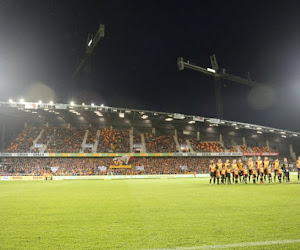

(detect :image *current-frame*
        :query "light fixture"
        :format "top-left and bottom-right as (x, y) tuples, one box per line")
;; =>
(49, 101), (54, 105)
(235, 127), (239, 130)
(207, 68), (216, 73)
(19, 98), (25, 103)
(70, 101), (75, 106)
(269, 129), (274, 132)
(141, 115), (148, 119)
(257, 127), (262, 130)
(232, 123), (237, 126)
(165, 118), (173, 121)
(125, 110), (131, 113)
(119, 113), (125, 118)
(9, 99), (13, 103)
(94, 111), (103, 116)
(245, 125), (250, 128)
(113, 109), (117, 112)
(188, 121), (195, 124)
(101, 104), (104, 107)
(257, 131), (262, 134)
(293, 134), (298, 137)
(82, 103), (85, 106)
(281, 135), (286, 138)
(91, 103), (95, 107)
(280, 131), (286, 134)
(220, 121), (225, 124)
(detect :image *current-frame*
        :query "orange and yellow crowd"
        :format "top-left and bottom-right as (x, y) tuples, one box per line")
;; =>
(5, 127), (276, 154)
(145, 133), (177, 152)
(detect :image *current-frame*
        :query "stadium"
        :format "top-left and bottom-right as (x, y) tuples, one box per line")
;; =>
(1, 100), (300, 249)
(1, 1), (300, 250)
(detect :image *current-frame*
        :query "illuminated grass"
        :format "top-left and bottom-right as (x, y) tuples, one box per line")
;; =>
(0, 177), (300, 249)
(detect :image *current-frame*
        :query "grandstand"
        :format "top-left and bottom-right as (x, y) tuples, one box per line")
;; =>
(0, 101), (299, 157)
(0, 100), (300, 176)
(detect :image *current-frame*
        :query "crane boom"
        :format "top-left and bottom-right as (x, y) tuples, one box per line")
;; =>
(72, 24), (105, 79)
(178, 57), (263, 87)
(177, 56), (265, 118)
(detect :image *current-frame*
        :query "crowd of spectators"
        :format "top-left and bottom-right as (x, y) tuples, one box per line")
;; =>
(4, 127), (277, 155)
(251, 147), (272, 153)
(85, 128), (97, 145)
(145, 134), (177, 153)
(36, 128), (55, 146)
(226, 146), (238, 152)
(84, 128), (97, 153)
(240, 145), (252, 153)
(97, 129), (130, 153)
(45, 128), (86, 153)
(178, 138), (190, 152)
(190, 140), (225, 152)
(0, 157), (211, 176)
(7, 127), (41, 153)
(133, 134), (142, 153)
(133, 134), (142, 144)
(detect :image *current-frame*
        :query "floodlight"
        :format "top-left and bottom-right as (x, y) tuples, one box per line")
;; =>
(207, 68), (216, 73)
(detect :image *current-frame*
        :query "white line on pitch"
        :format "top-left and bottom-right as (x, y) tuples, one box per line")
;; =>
(147, 239), (300, 250)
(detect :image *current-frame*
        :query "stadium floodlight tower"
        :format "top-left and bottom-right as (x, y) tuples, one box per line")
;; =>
(177, 55), (265, 119)
(72, 24), (105, 79)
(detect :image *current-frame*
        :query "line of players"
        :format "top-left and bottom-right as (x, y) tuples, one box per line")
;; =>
(209, 156), (300, 184)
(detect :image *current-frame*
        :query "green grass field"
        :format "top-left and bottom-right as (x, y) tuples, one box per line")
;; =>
(1, 177), (300, 249)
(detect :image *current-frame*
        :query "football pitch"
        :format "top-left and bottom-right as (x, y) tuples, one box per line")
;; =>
(1, 177), (300, 249)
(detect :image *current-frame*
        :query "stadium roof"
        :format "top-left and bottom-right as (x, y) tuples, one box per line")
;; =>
(0, 100), (299, 139)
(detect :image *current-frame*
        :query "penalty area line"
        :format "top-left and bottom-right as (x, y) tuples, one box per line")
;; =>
(147, 239), (300, 250)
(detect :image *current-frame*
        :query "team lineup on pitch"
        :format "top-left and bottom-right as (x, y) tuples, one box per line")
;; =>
(209, 156), (300, 185)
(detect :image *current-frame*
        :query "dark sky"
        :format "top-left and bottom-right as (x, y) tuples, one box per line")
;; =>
(1, 1), (300, 131)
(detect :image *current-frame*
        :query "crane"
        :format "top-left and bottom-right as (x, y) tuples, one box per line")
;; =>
(72, 24), (105, 79)
(177, 55), (265, 119)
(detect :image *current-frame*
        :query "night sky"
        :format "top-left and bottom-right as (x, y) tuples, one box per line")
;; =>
(1, 1), (300, 131)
